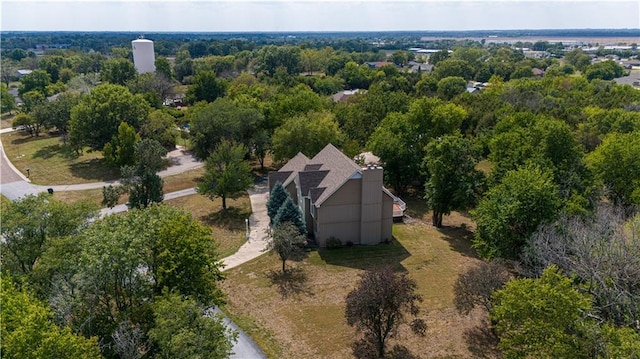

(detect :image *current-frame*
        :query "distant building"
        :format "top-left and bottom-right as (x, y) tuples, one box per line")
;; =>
(16, 69), (33, 78)
(365, 61), (395, 69)
(132, 39), (156, 74)
(332, 89), (362, 102)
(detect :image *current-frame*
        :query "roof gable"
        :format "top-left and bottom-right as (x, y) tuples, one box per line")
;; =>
(307, 144), (361, 206)
(279, 152), (310, 186)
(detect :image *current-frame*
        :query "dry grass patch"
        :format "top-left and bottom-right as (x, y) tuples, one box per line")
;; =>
(162, 167), (204, 193)
(1, 113), (16, 129)
(221, 215), (494, 359)
(1, 132), (119, 185)
(164, 193), (251, 258)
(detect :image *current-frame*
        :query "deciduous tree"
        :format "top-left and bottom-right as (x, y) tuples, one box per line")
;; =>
(472, 166), (560, 259)
(423, 134), (484, 227)
(271, 110), (345, 162)
(491, 266), (595, 358)
(185, 70), (227, 104)
(197, 140), (253, 210)
(345, 267), (426, 358)
(101, 57), (137, 85)
(69, 83), (150, 150)
(149, 292), (236, 359)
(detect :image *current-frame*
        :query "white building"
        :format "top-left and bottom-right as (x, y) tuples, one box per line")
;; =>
(132, 39), (155, 74)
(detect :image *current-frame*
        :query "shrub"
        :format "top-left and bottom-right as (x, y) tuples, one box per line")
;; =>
(326, 236), (342, 249)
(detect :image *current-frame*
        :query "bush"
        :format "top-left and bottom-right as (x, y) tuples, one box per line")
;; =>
(326, 236), (342, 249)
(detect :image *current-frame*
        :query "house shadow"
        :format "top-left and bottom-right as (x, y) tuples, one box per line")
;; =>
(463, 318), (500, 358)
(436, 226), (478, 259)
(266, 266), (315, 299)
(317, 237), (410, 272)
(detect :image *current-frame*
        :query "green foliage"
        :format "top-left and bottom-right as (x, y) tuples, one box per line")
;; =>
(140, 110), (178, 149)
(185, 70), (227, 104)
(326, 236), (343, 249)
(12, 112), (43, 137)
(1, 82), (17, 114)
(367, 97), (466, 195)
(337, 84), (410, 147)
(149, 291), (236, 359)
(423, 134), (484, 227)
(345, 267), (426, 358)
(18, 69), (51, 96)
(39, 91), (81, 136)
(197, 140), (253, 210)
(472, 167), (560, 259)
(268, 222), (307, 272)
(101, 184), (122, 208)
(432, 58), (474, 80)
(122, 139), (169, 209)
(61, 205), (225, 353)
(267, 182), (290, 224)
(491, 266), (594, 359)
(256, 45), (302, 76)
(100, 57), (136, 85)
(273, 197), (306, 234)
(128, 171), (164, 209)
(188, 98), (264, 160)
(0, 193), (97, 276)
(584, 60), (625, 81)
(428, 49), (450, 65)
(0, 276), (101, 359)
(103, 122), (140, 167)
(271, 110), (345, 162)
(69, 83), (150, 150)
(155, 56), (173, 79)
(588, 131), (640, 206)
(437, 76), (467, 100)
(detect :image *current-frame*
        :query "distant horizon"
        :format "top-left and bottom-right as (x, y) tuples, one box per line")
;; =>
(2, 28), (639, 34)
(2, 1), (639, 32)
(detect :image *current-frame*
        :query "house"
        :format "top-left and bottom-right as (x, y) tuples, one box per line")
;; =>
(268, 144), (398, 247)
(365, 61), (395, 69)
(16, 69), (33, 79)
(331, 89), (362, 102)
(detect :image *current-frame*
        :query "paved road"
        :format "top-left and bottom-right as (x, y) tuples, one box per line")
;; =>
(0, 135), (269, 358)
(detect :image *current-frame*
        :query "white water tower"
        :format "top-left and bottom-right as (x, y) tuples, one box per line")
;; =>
(132, 38), (155, 74)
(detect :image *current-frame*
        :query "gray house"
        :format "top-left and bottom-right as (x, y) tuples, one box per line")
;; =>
(268, 144), (396, 247)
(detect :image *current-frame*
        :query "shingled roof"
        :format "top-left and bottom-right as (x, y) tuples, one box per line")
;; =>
(304, 144), (361, 206)
(279, 152), (310, 186)
(271, 144), (364, 206)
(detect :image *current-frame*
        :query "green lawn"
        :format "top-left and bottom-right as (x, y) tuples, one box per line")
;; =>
(1, 131), (119, 185)
(220, 215), (495, 359)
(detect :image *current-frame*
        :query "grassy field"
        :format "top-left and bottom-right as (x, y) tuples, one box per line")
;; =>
(220, 210), (496, 359)
(165, 193), (251, 258)
(1, 113), (16, 129)
(1, 131), (120, 185)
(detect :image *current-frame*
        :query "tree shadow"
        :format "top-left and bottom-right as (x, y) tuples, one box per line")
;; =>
(266, 266), (315, 299)
(68, 158), (120, 182)
(463, 318), (501, 358)
(32, 143), (78, 160)
(200, 206), (252, 232)
(437, 226), (478, 259)
(318, 238), (410, 272)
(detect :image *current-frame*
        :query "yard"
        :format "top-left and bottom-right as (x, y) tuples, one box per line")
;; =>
(220, 210), (498, 359)
(1, 131), (120, 185)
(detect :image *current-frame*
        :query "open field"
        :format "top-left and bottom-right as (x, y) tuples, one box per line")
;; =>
(1, 113), (16, 129)
(221, 210), (494, 359)
(1, 131), (119, 185)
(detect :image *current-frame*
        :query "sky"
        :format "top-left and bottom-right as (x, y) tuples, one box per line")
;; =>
(1, 0), (639, 32)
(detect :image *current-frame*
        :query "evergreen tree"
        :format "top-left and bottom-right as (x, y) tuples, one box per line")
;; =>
(273, 197), (306, 234)
(267, 182), (289, 224)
